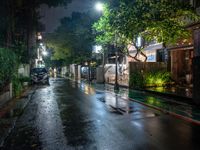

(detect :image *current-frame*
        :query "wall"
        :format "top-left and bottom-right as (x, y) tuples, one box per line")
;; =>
(170, 49), (193, 85)
(18, 64), (30, 77)
(61, 66), (68, 76)
(129, 62), (167, 75)
(0, 83), (12, 107)
(104, 64), (129, 86)
(69, 64), (79, 80)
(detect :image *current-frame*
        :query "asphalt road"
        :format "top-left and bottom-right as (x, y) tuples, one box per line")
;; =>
(2, 78), (200, 150)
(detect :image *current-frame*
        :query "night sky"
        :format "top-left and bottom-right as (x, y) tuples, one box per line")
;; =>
(39, 0), (98, 33)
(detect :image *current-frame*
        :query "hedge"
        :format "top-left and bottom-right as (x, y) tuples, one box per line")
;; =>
(0, 48), (17, 91)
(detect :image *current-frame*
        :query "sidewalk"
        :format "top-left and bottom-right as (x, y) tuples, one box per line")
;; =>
(93, 83), (200, 125)
(0, 87), (35, 147)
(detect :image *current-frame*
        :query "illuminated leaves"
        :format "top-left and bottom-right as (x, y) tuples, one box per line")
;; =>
(94, 0), (200, 47)
(46, 12), (95, 64)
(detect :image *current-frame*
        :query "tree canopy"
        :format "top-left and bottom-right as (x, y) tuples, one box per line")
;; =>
(0, 0), (72, 63)
(93, 0), (200, 61)
(46, 12), (95, 65)
(0, 0), (73, 87)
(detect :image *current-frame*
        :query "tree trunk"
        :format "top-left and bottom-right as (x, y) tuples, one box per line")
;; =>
(26, 1), (37, 68)
(6, 0), (15, 48)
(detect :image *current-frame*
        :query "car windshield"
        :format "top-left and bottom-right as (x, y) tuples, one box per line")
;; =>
(31, 68), (47, 73)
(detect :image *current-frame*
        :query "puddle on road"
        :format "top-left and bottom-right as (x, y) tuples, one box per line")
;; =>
(96, 92), (134, 115)
(79, 82), (95, 95)
(97, 97), (105, 103)
(131, 111), (159, 120)
(96, 91), (104, 95)
(96, 91), (161, 119)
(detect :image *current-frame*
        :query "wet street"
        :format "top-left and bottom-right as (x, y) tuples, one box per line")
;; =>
(2, 78), (200, 150)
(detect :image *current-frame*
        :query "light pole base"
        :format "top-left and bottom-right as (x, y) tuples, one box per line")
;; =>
(114, 82), (119, 91)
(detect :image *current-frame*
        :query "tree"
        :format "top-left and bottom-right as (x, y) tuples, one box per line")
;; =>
(0, 0), (73, 91)
(0, 0), (72, 61)
(93, 0), (200, 62)
(46, 12), (96, 65)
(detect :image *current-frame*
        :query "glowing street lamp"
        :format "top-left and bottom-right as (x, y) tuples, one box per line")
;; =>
(94, 45), (102, 53)
(95, 2), (104, 12)
(42, 51), (48, 56)
(37, 32), (42, 40)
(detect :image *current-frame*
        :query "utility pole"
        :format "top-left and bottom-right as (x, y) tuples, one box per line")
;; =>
(114, 32), (119, 91)
(114, 49), (119, 91)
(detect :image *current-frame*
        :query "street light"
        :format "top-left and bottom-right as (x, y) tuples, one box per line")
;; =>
(42, 51), (48, 56)
(114, 46), (119, 91)
(94, 2), (119, 89)
(95, 2), (104, 12)
(94, 45), (102, 53)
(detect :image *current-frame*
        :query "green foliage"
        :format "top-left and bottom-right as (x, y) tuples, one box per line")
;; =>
(144, 71), (171, 87)
(0, 0), (72, 59)
(93, 0), (200, 56)
(12, 75), (31, 97)
(129, 71), (144, 89)
(93, 4), (115, 46)
(129, 70), (171, 89)
(113, 0), (200, 45)
(19, 76), (31, 83)
(0, 48), (18, 90)
(12, 76), (23, 97)
(46, 12), (95, 65)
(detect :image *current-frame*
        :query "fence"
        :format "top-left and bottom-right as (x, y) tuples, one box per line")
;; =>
(129, 62), (167, 75)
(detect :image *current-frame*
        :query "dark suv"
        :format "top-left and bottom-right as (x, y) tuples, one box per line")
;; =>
(31, 68), (49, 84)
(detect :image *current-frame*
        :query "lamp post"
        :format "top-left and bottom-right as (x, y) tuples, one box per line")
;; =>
(94, 2), (119, 91)
(95, 2), (104, 12)
(114, 32), (119, 91)
(114, 48), (119, 91)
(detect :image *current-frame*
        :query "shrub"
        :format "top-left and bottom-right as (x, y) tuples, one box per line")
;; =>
(12, 76), (23, 97)
(19, 76), (31, 83)
(0, 48), (18, 91)
(129, 71), (144, 89)
(144, 71), (171, 87)
(129, 70), (171, 89)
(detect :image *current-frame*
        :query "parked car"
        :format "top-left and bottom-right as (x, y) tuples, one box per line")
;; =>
(31, 68), (49, 85)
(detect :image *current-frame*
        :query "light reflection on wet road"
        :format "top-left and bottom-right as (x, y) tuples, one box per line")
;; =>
(2, 78), (200, 150)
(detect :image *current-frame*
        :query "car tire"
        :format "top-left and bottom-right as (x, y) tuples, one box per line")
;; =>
(46, 79), (50, 85)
